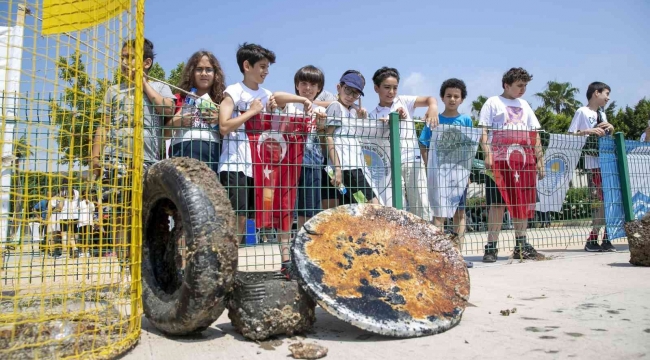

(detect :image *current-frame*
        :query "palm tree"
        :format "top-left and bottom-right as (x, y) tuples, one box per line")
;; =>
(471, 95), (488, 120)
(535, 81), (583, 115)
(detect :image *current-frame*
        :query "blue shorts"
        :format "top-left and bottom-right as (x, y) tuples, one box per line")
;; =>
(171, 140), (220, 174)
(457, 185), (468, 210)
(296, 166), (322, 218)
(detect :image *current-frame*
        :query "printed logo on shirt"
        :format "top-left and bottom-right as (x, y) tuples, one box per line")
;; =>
(505, 106), (524, 126)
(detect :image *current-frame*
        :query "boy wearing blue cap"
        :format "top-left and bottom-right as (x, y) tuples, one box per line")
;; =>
(325, 70), (379, 205)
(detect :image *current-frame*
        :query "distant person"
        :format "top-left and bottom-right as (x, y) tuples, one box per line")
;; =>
(479, 67), (546, 263)
(59, 184), (80, 258)
(568, 82), (616, 252)
(78, 189), (97, 257)
(641, 120), (650, 142)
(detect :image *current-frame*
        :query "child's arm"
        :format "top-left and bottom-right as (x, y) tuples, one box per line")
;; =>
(143, 81), (174, 116)
(325, 125), (342, 187)
(479, 127), (492, 169)
(420, 144), (429, 170)
(273, 92), (312, 113)
(314, 91), (337, 109)
(219, 95), (263, 136)
(535, 132), (545, 180)
(414, 96), (439, 128)
(91, 113), (110, 179)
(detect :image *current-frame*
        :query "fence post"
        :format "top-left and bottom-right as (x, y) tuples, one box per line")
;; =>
(389, 112), (403, 209)
(613, 132), (633, 221)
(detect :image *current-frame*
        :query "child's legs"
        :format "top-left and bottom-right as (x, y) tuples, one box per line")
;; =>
(487, 205), (506, 243)
(297, 166), (322, 231)
(402, 160), (431, 221)
(219, 171), (253, 243)
(452, 209), (466, 249)
(587, 169), (606, 233)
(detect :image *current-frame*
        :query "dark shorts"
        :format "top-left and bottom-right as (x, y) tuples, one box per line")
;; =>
(297, 166), (322, 218)
(321, 167), (339, 201)
(338, 169), (377, 205)
(219, 171), (254, 216)
(170, 140), (220, 174)
(485, 175), (504, 206)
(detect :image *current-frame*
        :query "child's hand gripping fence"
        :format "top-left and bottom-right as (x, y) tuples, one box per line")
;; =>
(1, 1), (144, 358)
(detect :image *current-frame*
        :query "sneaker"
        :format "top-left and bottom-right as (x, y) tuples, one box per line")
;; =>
(512, 242), (540, 259)
(280, 261), (296, 281)
(584, 241), (603, 252)
(482, 245), (498, 263)
(601, 240), (617, 252)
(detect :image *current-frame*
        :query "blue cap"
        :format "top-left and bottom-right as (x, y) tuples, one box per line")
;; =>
(339, 72), (365, 96)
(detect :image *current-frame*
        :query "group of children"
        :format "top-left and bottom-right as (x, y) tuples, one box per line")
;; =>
(91, 38), (617, 278)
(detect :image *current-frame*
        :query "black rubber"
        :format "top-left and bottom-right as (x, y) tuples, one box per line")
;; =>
(141, 158), (237, 335)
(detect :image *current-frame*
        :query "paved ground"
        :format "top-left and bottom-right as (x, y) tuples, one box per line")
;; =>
(122, 244), (650, 360)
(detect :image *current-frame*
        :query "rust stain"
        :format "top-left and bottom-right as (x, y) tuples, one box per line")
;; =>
(304, 206), (469, 320)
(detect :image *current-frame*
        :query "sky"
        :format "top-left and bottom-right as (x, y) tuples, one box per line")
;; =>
(146, 0), (649, 115)
(1, 0), (649, 172)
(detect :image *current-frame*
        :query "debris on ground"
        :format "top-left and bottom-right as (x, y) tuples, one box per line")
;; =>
(511, 307), (518, 314)
(500, 309), (510, 316)
(288, 342), (328, 359)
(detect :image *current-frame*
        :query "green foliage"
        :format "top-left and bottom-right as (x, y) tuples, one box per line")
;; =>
(148, 62), (166, 82)
(167, 62), (185, 93)
(50, 52), (109, 166)
(471, 95), (487, 121)
(535, 81), (583, 115)
(414, 116), (425, 138)
(608, 98), (650, 140)
(535, 107), (572, 134)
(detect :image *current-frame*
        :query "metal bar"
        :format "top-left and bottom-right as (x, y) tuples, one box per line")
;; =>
(614, 132), (633, 221)
(389, 112), (403, 209)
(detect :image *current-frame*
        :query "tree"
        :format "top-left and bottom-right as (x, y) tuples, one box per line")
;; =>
(535, 107), (572, 134)
(609, 98), (650, 140)
(471, 95), (488, 121)
(535, 81), (583, 115)
(167, 62), (185, 93)
(148, 62), (166, 82)
(604, 101), (617, 121)
(49, 52), (108, 166)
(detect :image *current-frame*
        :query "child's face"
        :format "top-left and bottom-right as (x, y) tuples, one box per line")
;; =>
(442, 87), (464, 111)
(296, 81), (321, 101)
(121, 46), (151, 79)
(193, 56), (215, 92)
(593, 89), (610, 107)
(504, 80), (528, 99)
(337, 83), (361, 107)
(375, 77), (399, 105)
(245, 58), (270, 84)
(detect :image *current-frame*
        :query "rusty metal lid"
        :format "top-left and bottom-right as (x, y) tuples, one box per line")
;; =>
(292, 204), (470, 337)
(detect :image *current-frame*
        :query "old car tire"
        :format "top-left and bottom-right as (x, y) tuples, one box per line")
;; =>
(141, 158), (237, 335)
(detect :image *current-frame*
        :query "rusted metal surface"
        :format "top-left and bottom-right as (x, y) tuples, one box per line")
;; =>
(292, 204), (470, 337)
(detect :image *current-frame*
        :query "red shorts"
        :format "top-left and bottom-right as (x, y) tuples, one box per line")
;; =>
(493, 160), (537, 220)
(587, 168), (604, 203)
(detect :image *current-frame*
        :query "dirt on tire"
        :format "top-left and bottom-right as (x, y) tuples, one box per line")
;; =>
(141, 158), (237, 335)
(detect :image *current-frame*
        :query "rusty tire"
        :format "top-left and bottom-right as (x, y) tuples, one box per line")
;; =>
(141, 158), (237, 335)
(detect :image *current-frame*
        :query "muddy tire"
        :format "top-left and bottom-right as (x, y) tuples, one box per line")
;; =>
(141, 158), (237, 335)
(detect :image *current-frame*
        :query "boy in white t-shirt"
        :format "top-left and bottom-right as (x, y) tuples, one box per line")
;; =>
(568, 81), (616, 252)
(325, 70), (380, 206)
(218, 43), (277, 243)
(368, 67), (439, 221)
(479, 67), (546, 263)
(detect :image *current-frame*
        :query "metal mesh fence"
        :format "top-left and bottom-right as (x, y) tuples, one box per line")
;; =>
(1, 1), (143, 358)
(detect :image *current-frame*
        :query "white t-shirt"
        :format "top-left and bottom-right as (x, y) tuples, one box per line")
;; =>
(369, 95), (419, 162)
(568, 107), (608, 170)
(59, 189), (80, 220)
(78, 200), (95, 227)
(479, 96), (540, 162)
(326, 102), (365, 170)
(218, 82), (272, 177)
(47, 198), (62, 233)
(641, 132), (647, 142)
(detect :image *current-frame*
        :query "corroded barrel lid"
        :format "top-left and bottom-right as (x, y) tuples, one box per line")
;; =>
(292, 204), (470, 337)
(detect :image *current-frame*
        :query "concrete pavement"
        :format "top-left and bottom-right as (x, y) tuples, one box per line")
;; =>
(123, 245), (650, 360)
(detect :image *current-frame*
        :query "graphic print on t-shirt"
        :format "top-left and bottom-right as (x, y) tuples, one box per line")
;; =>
(505, 106), (524, 126)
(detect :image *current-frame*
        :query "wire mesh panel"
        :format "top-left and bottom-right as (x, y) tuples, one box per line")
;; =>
(1, 1), (144, 358)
